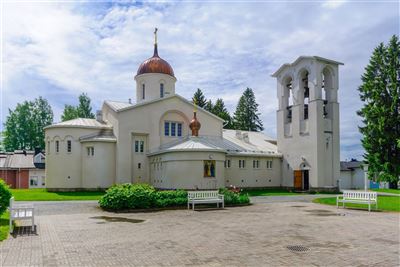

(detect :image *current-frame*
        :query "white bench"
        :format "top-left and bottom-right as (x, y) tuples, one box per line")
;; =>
(337, 191), (378, 212)
(9, 197), (35, 233)
(187, 191), (224, 210)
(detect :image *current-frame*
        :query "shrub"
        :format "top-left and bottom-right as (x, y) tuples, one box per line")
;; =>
(99, 183), (156, 210)
(219, 188), (250, 205)
(0, 180), (12, 216)
(155, 190), (187, 207)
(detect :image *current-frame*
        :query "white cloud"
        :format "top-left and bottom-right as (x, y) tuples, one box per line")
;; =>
(1, 1), (398, 159)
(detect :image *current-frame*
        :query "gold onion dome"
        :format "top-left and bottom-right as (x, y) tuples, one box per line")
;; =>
(137, 28), (175, 77)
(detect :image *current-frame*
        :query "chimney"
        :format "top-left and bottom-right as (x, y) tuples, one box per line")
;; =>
(96, 110), (103, 122)
(235, 130), (242, 139)
(242, 133), (250, 143)
(189, 112), (201, 137)
(128, 98), (132, 104)
(34, 147), (42, 156)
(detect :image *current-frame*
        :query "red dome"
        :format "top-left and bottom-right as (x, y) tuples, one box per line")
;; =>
(137, 44), (174, 77)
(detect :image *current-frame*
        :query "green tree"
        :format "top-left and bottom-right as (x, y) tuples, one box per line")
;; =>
(212, 98), (234, 129)
(204, 99), (214, 112)
(233, 88), (264, 131)
(192, 88), (207, 108)
(61, 93), (95, 121)
(61, 105), (78, 122)
(3, 97), (53, 151)
(357, 35), (400, 189)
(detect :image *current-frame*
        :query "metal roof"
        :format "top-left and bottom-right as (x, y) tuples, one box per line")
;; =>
(45, 118), (112, 130)
(340, 161), (363, 171)
(149, 131), (281, 157)
(79, 129), (117, 143)
(0, 151), (36, 169)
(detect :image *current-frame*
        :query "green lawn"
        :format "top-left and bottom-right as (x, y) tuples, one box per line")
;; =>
(10, 189), (105, 201)
(242, 188), (300, 196)
(313, 195), (400, 212)
(0, 211), (9, 241)
(371, 188), (400, 195)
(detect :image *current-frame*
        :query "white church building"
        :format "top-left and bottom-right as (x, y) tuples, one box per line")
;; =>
(45, 31), (343, 191)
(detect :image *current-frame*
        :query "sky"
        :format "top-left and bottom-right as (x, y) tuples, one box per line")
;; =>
(1, 0), (399, 160)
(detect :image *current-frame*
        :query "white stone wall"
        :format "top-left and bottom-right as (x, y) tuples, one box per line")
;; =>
(135, 73), (176, 104)
(28, 169), (46, 188)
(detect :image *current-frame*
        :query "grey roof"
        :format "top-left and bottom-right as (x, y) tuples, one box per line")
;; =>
(0, 151), (36, 169)
(79, 129), (117, 143)
(104, 94), (225, 122)
(149, 131), (281, 157)
(45, 118), (112, 130)
(271, 56), (344, 77)
(340, 161), (363, 171)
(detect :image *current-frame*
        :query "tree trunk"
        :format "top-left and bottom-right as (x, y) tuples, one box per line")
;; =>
(389, 181), (398, 189)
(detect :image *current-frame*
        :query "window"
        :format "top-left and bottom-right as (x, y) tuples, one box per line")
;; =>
(55, 140), (59, 153)
(30, 177), (38, 186)
(67, 140), (72, 153)
(47, 141), (50, 154)
(267, 160), (273, 169)
(204, 160), (216, 177)
(239, 160), (246, 169)
(164, 121), (183, 137)
(138, 163), (141, 169)
(140, 141), (144, 153)
(135, 141), (139, 152)
(160, 83), (164, 98)
(171, 123), (176, 136)
(142, 84), (145, 99)
(253, 160), (259, 169)
(225, 159), (231, 168)
(87, 147), (94, 156)
(164, 122), (170, 136)
(177, 123), (182, 137)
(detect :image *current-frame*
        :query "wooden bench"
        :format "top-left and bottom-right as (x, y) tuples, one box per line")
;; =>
(337, 191), (378, 212)
(187, 191), (224, 210)
(9, 197), (35, 233)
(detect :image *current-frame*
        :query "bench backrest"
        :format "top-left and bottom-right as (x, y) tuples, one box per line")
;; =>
(188, 191), (219, 199)
(343, 191), (377, 201)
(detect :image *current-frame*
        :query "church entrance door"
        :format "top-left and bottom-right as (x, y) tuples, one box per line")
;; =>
(294, 170), (302, 190)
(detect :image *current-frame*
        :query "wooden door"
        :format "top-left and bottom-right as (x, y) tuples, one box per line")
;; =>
(294, 170), (302, 190)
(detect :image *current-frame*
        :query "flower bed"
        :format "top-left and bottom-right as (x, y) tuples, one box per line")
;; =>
(99, 183), (250, 211)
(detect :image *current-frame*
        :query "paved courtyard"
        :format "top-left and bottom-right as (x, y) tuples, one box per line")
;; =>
(1, 198), (399, 266)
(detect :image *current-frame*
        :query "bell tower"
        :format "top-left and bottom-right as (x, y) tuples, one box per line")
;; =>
(272, 56), (343, 190)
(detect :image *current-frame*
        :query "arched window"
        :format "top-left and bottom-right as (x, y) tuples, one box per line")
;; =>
(300, 70), (309, 120)
(322, 67), (333, 118)
(284, 77), (293, 123)
(160, 83), (164, 98)
(142, 84), (145, 100)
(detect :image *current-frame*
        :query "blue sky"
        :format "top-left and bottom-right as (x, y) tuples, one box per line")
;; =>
(2, 0), (399, 160)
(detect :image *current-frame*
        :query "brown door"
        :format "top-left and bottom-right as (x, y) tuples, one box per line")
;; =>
(294, 170), (302, 190)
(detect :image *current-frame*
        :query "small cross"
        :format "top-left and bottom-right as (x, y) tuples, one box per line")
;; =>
(154, 27), (158, 44)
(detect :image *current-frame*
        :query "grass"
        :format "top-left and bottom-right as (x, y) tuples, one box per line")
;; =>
(10, 189), (105, 201)
(370, 188), (400, 195)
(313, 195), (400, 212)
(242, 188), (301, 196)
(0, 211), (9, 241)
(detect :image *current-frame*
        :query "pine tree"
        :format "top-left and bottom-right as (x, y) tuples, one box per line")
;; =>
(212, 98), (234, 129)
(233, 88), (264, 131)
(357, 35), (400, 189)
(3, 97), (53, 151)
(204, 99), (213, 112)
(192, 88), (207, 108)
(77, 93), (95, 119)
(61, 93), (95, 121)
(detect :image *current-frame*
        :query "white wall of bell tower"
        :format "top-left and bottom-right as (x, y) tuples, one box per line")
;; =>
(273, 56), (343, 190)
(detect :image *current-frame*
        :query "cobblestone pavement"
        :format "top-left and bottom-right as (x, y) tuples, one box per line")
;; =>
(1, 200), (399, 266)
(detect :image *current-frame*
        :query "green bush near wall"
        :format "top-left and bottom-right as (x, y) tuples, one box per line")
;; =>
(99, 183), (250, 211)
(0, 180), (12, 216)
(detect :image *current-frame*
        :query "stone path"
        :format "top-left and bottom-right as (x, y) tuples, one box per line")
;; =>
(1, 198), (399, 266)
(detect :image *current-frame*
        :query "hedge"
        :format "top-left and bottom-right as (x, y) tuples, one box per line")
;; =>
(0, 180), (12, 216)
(99, 183), (250, 211)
